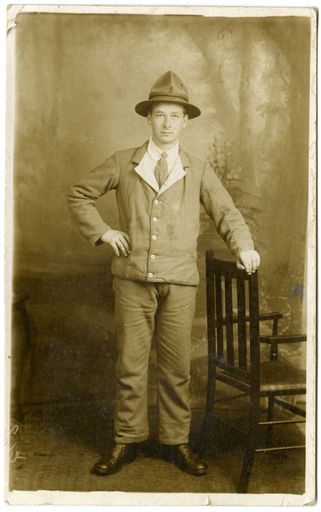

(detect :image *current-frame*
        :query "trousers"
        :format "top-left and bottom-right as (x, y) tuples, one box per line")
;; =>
(113, 277), (197, 444)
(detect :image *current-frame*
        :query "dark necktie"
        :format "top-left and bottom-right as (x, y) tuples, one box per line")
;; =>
(155, 152), (168, 188)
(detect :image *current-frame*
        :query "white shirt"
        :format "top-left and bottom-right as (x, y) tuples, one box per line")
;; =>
(134, 137), (187, 194)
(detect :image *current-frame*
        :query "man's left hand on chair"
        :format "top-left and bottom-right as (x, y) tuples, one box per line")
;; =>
(236, 250), (261, 274)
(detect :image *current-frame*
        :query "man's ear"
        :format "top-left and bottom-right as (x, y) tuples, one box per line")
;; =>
(147, 113), (152, 126)
(183, 115), (189, 128)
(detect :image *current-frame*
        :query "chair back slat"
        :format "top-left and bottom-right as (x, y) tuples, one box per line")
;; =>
(224, 275), (234, 365)
(215, 274), (224, 359)
(205, 265), (215, 356)
(249, 271), (260, 386)
(205, 251), (260, 383)
(237, 278), (247, 369)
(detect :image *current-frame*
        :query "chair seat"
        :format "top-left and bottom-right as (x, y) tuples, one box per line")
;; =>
(217, 359), (306, 394)
(260, 358), (306, 392)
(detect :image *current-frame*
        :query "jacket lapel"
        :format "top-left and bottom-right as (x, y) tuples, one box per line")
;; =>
(178, 147), (191, 172)
(158, 147), (190, 196)
(132, 142), (191, 195)
(132, 141), (149, 165)
(132, 141), (159, 193)
(158, 163), (186, 195)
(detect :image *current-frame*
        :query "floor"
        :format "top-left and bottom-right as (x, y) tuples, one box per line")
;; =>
(8, 401), (306, 499)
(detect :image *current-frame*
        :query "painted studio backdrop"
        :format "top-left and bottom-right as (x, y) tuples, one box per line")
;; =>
(12, 14), (309, 421)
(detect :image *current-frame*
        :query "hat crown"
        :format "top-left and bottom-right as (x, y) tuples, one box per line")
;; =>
(149, 71), (189, 102)
(135, 70), (200, 119)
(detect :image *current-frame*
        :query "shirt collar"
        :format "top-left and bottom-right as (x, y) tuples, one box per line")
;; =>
(147, 137), (180, 164)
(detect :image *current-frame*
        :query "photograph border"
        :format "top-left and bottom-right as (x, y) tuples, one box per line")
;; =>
(4, 2), (317, 507)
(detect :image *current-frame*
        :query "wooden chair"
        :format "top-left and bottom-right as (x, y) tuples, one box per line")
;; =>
(199, 251), (306, 493)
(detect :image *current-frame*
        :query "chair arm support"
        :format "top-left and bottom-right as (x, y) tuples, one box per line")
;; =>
(215, 312), (283, 326)
(259, 334), (307, 344)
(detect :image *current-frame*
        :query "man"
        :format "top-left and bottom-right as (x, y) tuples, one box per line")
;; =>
(68, 71), (260, 477)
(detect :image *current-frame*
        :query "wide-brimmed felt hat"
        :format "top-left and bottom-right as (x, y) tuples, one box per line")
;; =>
(135, 71), (201, 119)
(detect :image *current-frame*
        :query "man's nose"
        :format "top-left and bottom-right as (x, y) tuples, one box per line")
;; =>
(163, 116), (172, 128)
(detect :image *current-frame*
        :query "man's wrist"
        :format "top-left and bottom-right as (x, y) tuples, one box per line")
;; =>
(95, 228), (112, 246)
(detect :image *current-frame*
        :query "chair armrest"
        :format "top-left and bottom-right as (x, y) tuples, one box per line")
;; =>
(258, 312), (283, 322)
(259, 334), (307, 344)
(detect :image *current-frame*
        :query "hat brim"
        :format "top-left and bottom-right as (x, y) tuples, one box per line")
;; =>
(135, 97), (201, 119)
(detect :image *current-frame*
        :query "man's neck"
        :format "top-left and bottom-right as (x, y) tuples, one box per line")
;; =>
(151, 137), (178, 152)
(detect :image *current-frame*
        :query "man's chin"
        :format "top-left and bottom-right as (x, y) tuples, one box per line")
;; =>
(160, 136), (176, 144)
(152, 134), (178, 148)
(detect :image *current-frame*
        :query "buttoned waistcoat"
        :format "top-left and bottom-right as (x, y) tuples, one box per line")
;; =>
(68, 141), (254, 285)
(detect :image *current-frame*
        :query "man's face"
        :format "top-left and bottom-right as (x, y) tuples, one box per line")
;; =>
(147, 103), (188, 148)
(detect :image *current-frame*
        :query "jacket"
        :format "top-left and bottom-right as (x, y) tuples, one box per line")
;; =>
(68, 141), (254, 285)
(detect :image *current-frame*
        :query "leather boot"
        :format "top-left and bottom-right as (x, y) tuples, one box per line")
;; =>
(92, 443), (137, 476)
(161, 443), (208, 476)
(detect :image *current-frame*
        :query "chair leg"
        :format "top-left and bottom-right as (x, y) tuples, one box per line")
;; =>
(199, 412), (211, 457)
(238, 395), (260, 493)
(266, 395), (275, 444)
(198, 372), (216, 456)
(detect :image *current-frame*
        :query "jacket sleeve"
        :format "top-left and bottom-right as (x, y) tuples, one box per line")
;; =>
(68, 152), (119, 247)
(200, 162), (254, 257)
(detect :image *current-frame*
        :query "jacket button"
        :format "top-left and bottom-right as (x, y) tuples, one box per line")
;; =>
(154, 199), (159, 205)
(152, 216), (158, 222)
(147, 272), (154, 278)
(152, 234), (158, 240)
(150, 254), (156, 259)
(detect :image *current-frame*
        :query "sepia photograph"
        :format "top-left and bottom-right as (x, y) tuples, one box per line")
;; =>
(5, 3), (316, 506)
